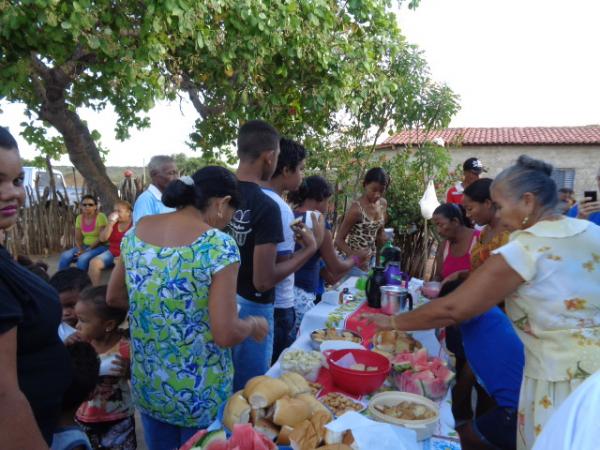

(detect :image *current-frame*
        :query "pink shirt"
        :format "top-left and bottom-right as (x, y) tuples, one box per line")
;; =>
(441, 229), (480, 279)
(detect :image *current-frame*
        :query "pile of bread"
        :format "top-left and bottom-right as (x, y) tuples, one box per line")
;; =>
(373, 330), (422, 357)
(223, 373), (357, 450)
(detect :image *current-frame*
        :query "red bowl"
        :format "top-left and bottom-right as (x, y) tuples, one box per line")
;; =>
(327, 349), (391, 395)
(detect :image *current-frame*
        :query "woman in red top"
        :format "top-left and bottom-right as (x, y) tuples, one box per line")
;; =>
(432, 203), (480, 281)
(89, 200), (133, 286)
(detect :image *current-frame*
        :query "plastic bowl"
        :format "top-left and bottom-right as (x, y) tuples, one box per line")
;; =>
(368, 391), (439, 441)
(421, 281), (441, 299)
(327, 349), (391, 395)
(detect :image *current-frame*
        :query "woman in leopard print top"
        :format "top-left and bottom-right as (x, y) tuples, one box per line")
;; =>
(335, 167), (389, 270)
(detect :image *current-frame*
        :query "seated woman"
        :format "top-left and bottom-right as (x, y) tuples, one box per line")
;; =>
(286, 176), (369, 344)
(107, 167), (269, 450)
(88, 200), (133, 285)
(334, 167), (389, 273)
(59, 195), (108, 271)
(432, 203), (480, 282)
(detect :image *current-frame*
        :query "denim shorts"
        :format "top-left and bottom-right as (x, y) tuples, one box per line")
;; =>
(93, 249), (116, 268)
(232, 296), (274, 391)
(472, 407), (517, 450)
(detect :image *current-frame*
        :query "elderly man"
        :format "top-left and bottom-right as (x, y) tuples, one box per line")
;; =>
(567, 168), (600, 226)
(132, 155), (178, 224)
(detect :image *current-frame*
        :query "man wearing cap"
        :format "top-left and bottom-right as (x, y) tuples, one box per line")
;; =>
(446, 157), (485, 205)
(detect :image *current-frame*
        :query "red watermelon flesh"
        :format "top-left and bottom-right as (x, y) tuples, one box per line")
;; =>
(228, 424), (276, 450)
(423, 377), (450, 400)
(392, 349), (454, 400)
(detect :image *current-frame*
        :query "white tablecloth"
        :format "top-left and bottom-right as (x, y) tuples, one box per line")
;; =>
(267, 277), (459, 445)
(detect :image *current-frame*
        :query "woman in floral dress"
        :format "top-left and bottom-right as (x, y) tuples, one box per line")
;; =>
(364, 156), (600, 449)
(107, 167), (268, 450)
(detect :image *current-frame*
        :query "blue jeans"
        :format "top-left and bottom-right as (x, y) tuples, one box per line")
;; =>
(58, 245), (108, 270)
(272, 307), (296, 364)
(140, 413), (201, 450)
(232, 296), (274, 392)
(92, 249), (116, 268)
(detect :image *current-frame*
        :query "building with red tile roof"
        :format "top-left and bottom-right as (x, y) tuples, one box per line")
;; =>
(377, 126), (600, 195)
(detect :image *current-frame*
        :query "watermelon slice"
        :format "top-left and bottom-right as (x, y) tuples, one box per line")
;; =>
(392, 349), (454, 400)
(227, 424), (277, 450)
(204, 441), (229, 450)
(391, 351), (413, 372)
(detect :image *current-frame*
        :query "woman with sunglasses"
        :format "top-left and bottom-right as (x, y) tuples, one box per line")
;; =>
(58, 195), (108, 270)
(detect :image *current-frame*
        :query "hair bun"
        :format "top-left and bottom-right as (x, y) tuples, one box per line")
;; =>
(516, 155), (553, 176)
(162, 178), (195, 208)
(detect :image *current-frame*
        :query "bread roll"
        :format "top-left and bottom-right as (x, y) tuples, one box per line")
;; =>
(277, 425), (294, 446)
(250, 408), (265, 425)
(290, 420), (318, 450)
(296, 393), (332, 418)
(281, 372), (311, 396)
(247, 377), (290, 408)
(273, 397), (311, 427)
(223, 391), (250, 431)
(254, 418), (279, 441)
(310, 410), (331, 443)
(243, 375), (272, 398)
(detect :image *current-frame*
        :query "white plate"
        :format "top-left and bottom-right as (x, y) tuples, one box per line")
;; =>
(368, 391), (439, 441)
(320, 340), (366, 354)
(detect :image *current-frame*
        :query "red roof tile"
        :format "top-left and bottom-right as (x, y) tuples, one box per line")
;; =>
(378, 126), (600, 148)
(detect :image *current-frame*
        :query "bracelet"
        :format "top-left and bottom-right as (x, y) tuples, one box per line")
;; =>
(351, 255), (361, 266)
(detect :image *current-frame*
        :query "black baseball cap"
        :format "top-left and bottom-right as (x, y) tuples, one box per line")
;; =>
(463, 157), (486, 174)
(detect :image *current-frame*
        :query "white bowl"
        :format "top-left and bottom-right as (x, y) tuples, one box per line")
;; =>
(368, 391), (440, 441)
(320, 339), (366, 354)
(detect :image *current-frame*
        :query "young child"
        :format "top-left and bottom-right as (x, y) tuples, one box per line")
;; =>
(74, 285), (136, 450)
(51, 341), (100, 450)
(49, 268), (92, 342)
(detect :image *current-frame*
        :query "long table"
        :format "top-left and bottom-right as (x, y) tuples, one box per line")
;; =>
(267, 277), (461, 448)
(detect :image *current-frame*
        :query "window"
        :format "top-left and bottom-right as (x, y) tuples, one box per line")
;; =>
(551, 168), (575, 190)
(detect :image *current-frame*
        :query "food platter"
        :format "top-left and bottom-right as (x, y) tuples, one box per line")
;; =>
(310, 328), (363, 350)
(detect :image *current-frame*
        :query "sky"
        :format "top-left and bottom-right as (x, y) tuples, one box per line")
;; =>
(2, 0), (599, 166)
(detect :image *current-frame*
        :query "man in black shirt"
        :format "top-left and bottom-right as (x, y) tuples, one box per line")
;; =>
(228, 120), (317, 390)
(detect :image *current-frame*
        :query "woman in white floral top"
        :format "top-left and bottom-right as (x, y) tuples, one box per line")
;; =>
(364, 155), (600, 450)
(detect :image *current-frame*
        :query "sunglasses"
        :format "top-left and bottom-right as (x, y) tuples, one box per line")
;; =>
(81, 203), (95, 207)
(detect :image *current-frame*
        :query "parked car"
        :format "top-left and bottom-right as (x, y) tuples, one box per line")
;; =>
(22, 166), (80, 207)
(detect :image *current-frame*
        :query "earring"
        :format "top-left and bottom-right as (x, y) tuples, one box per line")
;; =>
(217, 210), (223, 219)
(522, 215), (529, 226)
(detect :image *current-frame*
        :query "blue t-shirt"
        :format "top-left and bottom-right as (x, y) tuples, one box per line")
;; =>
(459, 306), (524, 409)
(294, 212), (331, 293)
(567, 204), (600, 226)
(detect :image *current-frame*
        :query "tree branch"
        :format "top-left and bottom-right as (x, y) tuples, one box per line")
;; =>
(181, 73), (226, 119)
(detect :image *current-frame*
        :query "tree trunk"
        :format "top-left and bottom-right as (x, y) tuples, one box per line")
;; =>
(39, 101), (118, 212)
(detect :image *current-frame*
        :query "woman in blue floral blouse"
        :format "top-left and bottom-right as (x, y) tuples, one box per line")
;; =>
(107, 166), (268, 450)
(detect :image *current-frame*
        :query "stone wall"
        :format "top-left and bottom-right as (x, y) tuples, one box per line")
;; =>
(381, 145), (599, 199)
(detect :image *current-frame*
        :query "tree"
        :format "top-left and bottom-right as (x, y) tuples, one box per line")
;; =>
(0, 1), (175, 208)
(1, 0), (450, 208)
(175, 0), (431, 158)
(171, 153), (232, 175)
